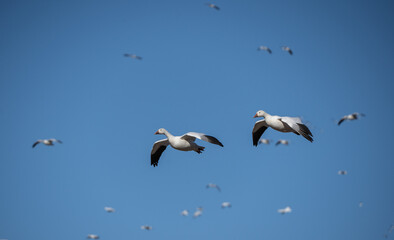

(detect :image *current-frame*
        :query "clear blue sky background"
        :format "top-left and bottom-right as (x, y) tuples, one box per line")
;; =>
(0, 0), (393, 239)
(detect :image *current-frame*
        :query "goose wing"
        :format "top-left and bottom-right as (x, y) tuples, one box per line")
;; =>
(181, 132), (223, 147)
(32, 140), (42, 148)
(279, 117), (313, 142)
(252, 120), (268, 146)
(338, 117), (346, 126)
(151, 139), (169, 167)
(50, 138), (62, 143)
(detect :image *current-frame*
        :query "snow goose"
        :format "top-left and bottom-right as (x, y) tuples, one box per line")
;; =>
(338, 112), (365, 126)
(193, 207), (203, 218)
(221, 202), (231, 208)
(141, 225), (153, 230)
(275, 140), (289, 146)
(32, 139), (62, 148)
(87, 234), (99, 239)
(278, 206), (292, 214)
(206, 183), (221, 192)
(281, 46), (293, 55)
(252, 110), (313, 146)
(181, 209), (189, 216)
(257, 46), (272, 54)
(206, 3), (220, 10)
(337, 170), (347, 175)
(124, 53), (142, 60)
(104, 206), (115, 213)
(151, 128), (223, 167)
(259, 139), (270, 145)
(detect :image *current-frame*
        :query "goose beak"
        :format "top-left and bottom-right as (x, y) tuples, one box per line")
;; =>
(253, 114), (258, 118)
(154, 131), (159, 135)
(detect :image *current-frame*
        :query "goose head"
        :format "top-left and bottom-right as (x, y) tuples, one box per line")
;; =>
(254, 110), (266, 118)
(154, 128), (166, 135)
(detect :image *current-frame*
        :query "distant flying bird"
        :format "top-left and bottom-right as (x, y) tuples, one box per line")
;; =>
(32, 139), (62, 148)
(124, 53), (142, 60)
(281, 46), (293, 55)
(87, 234), (99, 239)
(278, 206), (292, 214)
(141, 225), (153, 231)
(253, 110), (313, 146)
(338, 170), (347, 175)
(221, 202), (231, 208)
(275, 140), (289, 146)
(258, 139), (270, 145)
(193, 207), (203, 218)
(359, 201), (363, 207)
(104, 207), (115, 213)
(338, 112), (365, 126)
(206, 3), (220, 10)
(206, 183), (221, 192)
(151, 128), (223, 167)
(181, 209), (189, 216)
(257, 46), (272, 54)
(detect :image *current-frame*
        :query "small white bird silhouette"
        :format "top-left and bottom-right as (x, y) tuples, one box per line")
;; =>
(338, 112), (365, 126)
(281, 46), (293, 55)
(124, 53), (142, 60)
(32, 138), (62, 148)
(141, 225), (153, 230)
(221, 202), (232, 208)
(257, 46), (272, 54)
(278, 206), (292, 214)
(258, 139), (270, 145)
(206, 183), (221, 192)
(104, 206), (115, 213)
(206, 3), (220, 10)
(181, 209), (189, 216)
(87, 234), (99, 239)
(275, 140), (289, 146)
(193, 207), (203, 218)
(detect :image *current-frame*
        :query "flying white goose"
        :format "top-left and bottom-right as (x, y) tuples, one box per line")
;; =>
(338, 170), (347, 175)
(259, 139), (270, 145)
(193, 207), (203, 218)
(275, 140), (289, 146)
(338, 112), (365, 126)
(206, 183), (221, 192)
(281, 46), (293, 55)
(124, 53), (142, 60)
(278, 206), (292, 214)
(181, 209), (189, 216)
(87, 234), (99, 239)
(206, 3), (220, 10)
(257, 46), (272, 54)
(104, 206), (115, 213)
(32, 139), (62, 148)
(252, 110), (313, 146)
(221, 202), (231, 208)
(140, 225), (153, 230)
(151, 128), (223, 167)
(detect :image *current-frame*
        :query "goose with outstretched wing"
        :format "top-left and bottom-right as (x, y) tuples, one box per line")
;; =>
(151, 128), (223, 167)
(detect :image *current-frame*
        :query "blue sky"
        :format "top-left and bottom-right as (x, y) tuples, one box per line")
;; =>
(0, 0), (393, 239)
